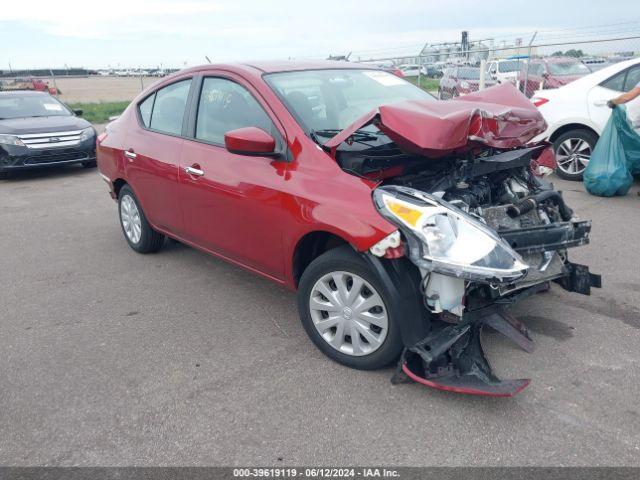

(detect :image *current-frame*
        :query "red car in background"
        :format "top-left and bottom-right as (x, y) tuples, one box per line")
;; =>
(519, 57), (591, 97)
(97, 61), (599, 397)
(438, 66), (496, 99)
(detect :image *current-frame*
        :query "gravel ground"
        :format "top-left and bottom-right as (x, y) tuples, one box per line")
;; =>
(0, 166), (639, 466)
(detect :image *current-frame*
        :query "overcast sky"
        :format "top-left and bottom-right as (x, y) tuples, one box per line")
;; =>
(1, 0), (638, 69)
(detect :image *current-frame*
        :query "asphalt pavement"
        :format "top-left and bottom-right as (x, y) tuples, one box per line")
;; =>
(1, 166), (639, 466)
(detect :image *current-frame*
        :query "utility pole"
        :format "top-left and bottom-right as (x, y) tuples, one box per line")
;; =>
(523, 31), (538, 96)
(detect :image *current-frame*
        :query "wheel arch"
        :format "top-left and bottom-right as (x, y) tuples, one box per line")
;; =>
(112, 178), (128, 197)
(549, 123), (599, 143)
(292, 231), (351, 288)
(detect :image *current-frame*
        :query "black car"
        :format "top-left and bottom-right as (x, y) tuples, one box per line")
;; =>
(0, 91), (96, 178)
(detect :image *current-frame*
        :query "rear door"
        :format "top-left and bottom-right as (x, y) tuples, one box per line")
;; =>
(588, 64), (640, 133)
(124, 78), (193, 235)
(178, 74), (288, 280)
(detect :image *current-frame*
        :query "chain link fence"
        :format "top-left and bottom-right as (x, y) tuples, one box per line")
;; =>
(350, 30), (640, 99)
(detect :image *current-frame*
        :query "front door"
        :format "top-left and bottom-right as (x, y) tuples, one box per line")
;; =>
(178, 76), (288, 280)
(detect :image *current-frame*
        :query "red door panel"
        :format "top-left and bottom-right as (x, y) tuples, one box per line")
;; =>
(124, 127), (184, 235)
(179, 140), (286, 280)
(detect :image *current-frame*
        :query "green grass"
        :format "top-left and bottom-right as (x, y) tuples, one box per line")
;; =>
(405, 76), (440, 92)
(68, 101), (130, 124)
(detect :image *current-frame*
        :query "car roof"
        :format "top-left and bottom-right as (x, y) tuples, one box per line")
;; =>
(540, 57), (582, 63)
(179, 60), (371, 76)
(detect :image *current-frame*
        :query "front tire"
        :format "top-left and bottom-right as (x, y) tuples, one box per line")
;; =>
(297, 246), (403, 370)
(553, 129), (597, 181)
(118, 185), (164, 253)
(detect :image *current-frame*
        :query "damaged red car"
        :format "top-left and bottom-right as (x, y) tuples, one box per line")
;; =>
(97, 61), (600, 397)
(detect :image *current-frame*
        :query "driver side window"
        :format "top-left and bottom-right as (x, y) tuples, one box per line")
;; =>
(195, 78), (274, 145)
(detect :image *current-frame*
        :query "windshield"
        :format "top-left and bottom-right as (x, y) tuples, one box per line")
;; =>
(548, 62), (591, 76)
(457, 68), (481, 79)
(498, 61), (522, 73)
(264, 69), (435, 133)
(0, 95), (71, 119)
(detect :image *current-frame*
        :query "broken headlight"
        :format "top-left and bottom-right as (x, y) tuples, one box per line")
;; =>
(373, 185), (529, 283)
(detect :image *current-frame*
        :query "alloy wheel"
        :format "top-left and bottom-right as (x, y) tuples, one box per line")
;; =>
(120, 194), (142, 244)
(555, 138), (591, 176)
(309, 271), (388, 356)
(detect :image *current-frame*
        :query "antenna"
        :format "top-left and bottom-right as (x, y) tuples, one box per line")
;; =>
(205, 56), (212, 64)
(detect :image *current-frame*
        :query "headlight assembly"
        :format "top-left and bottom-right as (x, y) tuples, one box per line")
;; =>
(79, 127), (96, 142)
(373, 185), (529, 283)
(0, 134), (25, 147)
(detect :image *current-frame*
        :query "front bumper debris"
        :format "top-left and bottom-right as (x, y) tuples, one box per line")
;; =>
(364, 253), (602, 398)
(392, 266), (601, 397)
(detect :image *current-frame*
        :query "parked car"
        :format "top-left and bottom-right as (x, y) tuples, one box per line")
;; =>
(519, 57), (591, 97)
(97, 61), (599, 397)
(420, 64), (443, 78)
(0, 91), (96, 178)
(486, 59), (524, 85)
(439, 66), (496, 99)
(531, 57), (640, 180)
(582, 57), (611, 72)
(0, 77), (57, 95)
(397, 64), (421, 77)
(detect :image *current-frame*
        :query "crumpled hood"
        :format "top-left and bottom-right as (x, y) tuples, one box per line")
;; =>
(325, 83), (547, 157)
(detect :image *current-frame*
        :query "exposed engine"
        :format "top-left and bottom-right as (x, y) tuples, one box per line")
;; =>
(337, 141), (601, 396)
(326, 84), (601, 396)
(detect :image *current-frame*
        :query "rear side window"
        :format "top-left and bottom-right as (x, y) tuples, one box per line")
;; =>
(195, 77), (274, 144)
(601, 71), (626, 92)
(528, 63), (545, 76)
(624, 66), (640, 91)
(148, 79), (192, 135)
(138, 94), (154, 127)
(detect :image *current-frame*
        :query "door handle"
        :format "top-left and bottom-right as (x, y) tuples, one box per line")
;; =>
(593, 100), (607, 107)
(124, 150), (137, 159)
(185, 166), (205, 177)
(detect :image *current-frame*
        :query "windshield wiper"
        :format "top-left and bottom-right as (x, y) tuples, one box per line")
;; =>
(310, 128), (379, 142)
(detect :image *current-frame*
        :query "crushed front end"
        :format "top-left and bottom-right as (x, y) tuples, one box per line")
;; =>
(331, 85), (602, 396)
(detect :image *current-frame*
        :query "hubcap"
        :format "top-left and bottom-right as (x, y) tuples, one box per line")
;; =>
(556, 138), (591, 175)
(120, 194), (142, 244)
(309, 271), (388, 356)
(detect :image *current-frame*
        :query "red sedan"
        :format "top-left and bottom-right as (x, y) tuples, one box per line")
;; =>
(518, 57), (591, 97)
(97, 61), (599, 396)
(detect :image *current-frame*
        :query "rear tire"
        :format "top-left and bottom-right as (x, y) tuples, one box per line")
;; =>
(553, 129), (598, 181)
(297, 245), (403, 370)
(117, 185), (164, 253)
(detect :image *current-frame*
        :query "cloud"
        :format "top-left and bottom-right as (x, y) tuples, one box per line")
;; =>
(2, 0), (222, 38)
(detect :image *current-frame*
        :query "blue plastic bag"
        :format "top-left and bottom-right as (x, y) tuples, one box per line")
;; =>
(583, 105), (637, 197)
(614, 105), (640, 175)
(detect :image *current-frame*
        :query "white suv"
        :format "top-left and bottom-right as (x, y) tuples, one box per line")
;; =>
(486, 59), (525, 85)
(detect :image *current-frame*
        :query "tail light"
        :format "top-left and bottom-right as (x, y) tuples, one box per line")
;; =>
(532, 97), (549, 107)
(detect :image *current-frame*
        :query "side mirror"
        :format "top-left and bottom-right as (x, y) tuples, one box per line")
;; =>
(73, 109), (83, 116)
(224, 127), (277, 156)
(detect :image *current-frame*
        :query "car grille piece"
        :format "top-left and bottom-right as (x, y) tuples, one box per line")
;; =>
(23, 149), (90, 165)
(18, 130), (83, 149)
